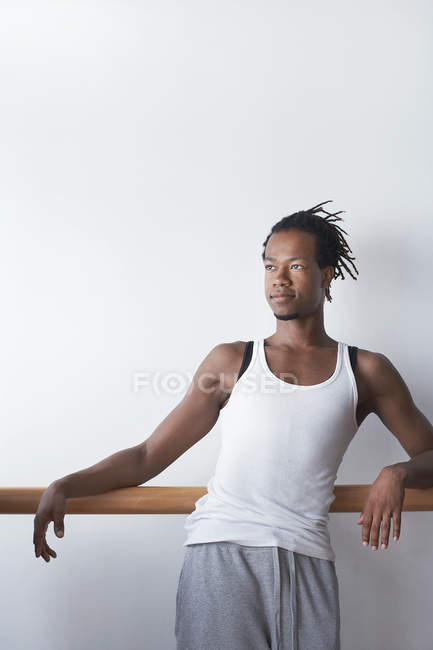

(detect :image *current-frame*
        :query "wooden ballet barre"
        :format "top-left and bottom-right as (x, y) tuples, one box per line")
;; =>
(1, 486), (433, 515)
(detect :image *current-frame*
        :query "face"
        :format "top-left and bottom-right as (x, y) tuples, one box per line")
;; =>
(263, 229), (334, 321)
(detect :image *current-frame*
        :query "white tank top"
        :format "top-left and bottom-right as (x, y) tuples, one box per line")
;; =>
(183, 338), (359, 561)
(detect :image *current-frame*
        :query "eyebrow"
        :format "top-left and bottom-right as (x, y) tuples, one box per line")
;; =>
(263, 256), (310, 262)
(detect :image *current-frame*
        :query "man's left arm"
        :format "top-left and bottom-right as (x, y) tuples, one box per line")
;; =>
(356, 351), (433, 550)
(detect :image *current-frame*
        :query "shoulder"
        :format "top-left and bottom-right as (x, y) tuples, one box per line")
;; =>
(192, 340), (249, 384)
(206, 340), (249, 373)
(357, 347), (401, 381)
(355, 347), (409, 413)
(356, 347), (385, 373)
(196, 341), (249, 408)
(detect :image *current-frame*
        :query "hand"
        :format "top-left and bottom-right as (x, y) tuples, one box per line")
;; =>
(33, 483), (67, 562)
(356, 466), (407, 550)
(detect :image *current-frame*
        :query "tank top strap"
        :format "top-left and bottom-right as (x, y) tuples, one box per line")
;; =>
(237, 341), (254, 382)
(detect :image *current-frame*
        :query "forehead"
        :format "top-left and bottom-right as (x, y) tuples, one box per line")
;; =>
(264, 230), (316, 261)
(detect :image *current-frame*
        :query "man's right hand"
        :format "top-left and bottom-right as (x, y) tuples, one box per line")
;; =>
(33, 483), (66, 562)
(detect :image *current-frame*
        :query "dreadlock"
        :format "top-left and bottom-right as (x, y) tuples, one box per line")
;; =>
(261, 200), (359, 303)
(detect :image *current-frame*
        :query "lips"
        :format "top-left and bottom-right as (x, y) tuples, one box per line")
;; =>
(271, 293), (295, 298)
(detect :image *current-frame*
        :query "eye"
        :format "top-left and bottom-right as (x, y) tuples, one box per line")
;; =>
(264, 263), (304, 271)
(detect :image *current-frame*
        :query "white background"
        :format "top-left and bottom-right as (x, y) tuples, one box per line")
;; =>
(1, 1), (432, 648)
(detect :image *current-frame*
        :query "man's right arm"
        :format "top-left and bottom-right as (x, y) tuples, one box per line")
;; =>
(53, 341), (238, 497)
(34, 341), (242, 561)
(136, 340), (239, 482)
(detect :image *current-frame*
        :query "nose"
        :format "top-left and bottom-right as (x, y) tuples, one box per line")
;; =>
(272, 266), (293, 282)
(273, 271), (293, 287)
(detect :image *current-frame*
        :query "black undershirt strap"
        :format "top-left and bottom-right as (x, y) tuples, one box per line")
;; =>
(237, 341), (254, 382)
(348, 345), (358, 372)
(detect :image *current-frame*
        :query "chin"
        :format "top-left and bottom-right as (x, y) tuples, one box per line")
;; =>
(274, 312), (299, 321)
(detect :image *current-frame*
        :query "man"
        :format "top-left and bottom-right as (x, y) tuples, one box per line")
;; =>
(34, 200), (433, 649)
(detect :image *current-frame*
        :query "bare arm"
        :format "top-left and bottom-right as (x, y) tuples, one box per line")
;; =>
(355, 350), (433, 551)
(55, 342), (233, 495)
(33, 341), (237, 561)
(137, 341), (236, 481)
(365, 351), (433, 488)
(52, 445), (146, 498)
(365, 351), (433, 460)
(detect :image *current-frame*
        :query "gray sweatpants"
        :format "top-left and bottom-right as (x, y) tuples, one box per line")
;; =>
(175, 542), (340, 650)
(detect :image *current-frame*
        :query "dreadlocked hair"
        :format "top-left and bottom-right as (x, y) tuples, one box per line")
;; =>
(261, 200), (359, 303)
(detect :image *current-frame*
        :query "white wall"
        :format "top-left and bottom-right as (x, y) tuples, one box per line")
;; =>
(1, 1), (432, 648)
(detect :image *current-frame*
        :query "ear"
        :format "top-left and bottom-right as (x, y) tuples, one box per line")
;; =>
(321, 266), (334, 289)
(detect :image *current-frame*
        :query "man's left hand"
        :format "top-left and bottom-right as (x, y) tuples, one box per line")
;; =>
(357, 465), (407, 550)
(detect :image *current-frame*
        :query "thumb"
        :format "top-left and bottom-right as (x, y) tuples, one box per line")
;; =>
(357, 514), (364, 524)
(54, 520), (64, 537)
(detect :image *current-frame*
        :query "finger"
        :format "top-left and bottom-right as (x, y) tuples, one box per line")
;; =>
(34, 530), (48, 558)
(34, 531), (45, 558)
(370, 515), (382, 550)
(361, 515), (372, 546)
(46, 544), (57, 558)
(53, 515), (65, 538)
(380, 513), (392, 549)
(41, 543), (50, 562)
(33, 517), (43, 555)
(34, 522), (48, 558)
(41, 540), (55, 562)
(393, 512), (401, 541)
(39, 520), (51, 558)
(53, 506), (65, 537)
